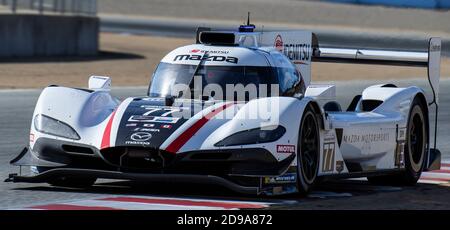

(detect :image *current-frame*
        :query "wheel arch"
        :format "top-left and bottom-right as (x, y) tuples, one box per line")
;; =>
(413, 92), (430, 151)
(295, 100), (322, 195)
(308, 101), (325, 130)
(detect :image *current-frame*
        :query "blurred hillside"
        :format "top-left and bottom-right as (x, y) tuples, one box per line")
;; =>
(97, 0), (450, 34)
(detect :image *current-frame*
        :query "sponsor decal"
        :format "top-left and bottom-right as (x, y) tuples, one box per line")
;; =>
(274, 35), (283, 52)
(272, 186), (283, 195)
(324, 131), (335, 143)
(161, 124), (173, 129)
(336, 160), (344, 173)
(399, 130), (406, 139)
(274, 34), (311, 62)
(141, 106), (184, 113)
(141, 128), (160, 132)
(125, 140), (151, 145)
(397, 127), (407, 141)
(283, 44), (311, 62)
(322, 143), (335, 172)
(173, 54), (239, 64)
(129, 115), (180, 124)
(189, 49), (230, 54)
(277, 145), (295, 154)
(395, 142), (406, 167)
(264, 173), (296, 184)
(130, 132), (152, 142)
(133, 128), (160, 133)
(430, 43), (441, 52)
(142, 107), (181, 119)
(343, 133), (390, 143)
(154, 117), (180, 123)
(117, 101), (189, 148)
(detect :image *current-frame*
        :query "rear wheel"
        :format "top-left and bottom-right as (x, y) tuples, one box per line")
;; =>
(367, 97), (427, 185)
(33, 166), (97, 188)
(296, 105), (320, 195)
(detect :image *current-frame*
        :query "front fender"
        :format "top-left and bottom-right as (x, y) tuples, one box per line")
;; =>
(202, 97), (313, 162)
(31, 86), (119, 149)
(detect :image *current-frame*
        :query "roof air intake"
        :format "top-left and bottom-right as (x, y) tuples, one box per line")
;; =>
(199, 32), (237, 46)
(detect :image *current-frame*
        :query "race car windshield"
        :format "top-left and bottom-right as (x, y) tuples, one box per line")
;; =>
(148, 63), (283, 100)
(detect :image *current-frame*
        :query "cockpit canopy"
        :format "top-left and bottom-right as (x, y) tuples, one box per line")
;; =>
(148, 45), (305, 101)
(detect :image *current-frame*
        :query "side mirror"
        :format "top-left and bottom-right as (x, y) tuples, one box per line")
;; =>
(89, 76), (111, 91)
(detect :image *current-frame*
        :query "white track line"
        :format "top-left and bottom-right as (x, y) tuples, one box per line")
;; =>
(17, 161), (450, 210)
(419, 160), (450, 184)
(421, 172), (450, 179)
(25, 195), (273, 210)
(418, 179), (447, 185)
(61, 200), (225, 210)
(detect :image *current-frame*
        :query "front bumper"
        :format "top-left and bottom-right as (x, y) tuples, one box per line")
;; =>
(7, 145), (296, 195)
(21, 137), (295, 177)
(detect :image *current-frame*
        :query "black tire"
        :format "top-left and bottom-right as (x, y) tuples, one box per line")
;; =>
(367, 96), (427, 185)
(34, 166), (97, 189)
(296, 105), (320, 195)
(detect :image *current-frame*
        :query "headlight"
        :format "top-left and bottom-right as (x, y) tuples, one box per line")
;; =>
(34, 114), (80, 140)
(215, 126), (286, 147)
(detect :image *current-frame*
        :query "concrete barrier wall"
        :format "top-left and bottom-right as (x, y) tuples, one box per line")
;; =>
(0, 14), (99, 57)
(328, 0), (450, 9)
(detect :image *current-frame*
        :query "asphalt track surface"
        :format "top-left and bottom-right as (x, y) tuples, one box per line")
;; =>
(0, 79), (449, 210)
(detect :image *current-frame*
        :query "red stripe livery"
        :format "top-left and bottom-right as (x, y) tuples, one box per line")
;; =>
(101, 111), (117, 149)
(166, 103), (233, 153)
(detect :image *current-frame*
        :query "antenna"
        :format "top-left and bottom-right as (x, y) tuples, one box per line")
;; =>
(239, 12), (256, 32)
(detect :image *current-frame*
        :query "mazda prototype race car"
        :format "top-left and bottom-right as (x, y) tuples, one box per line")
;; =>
(7, 24), (443, 196)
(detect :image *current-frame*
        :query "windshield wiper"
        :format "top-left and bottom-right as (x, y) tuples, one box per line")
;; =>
(188, 51), (209, 99)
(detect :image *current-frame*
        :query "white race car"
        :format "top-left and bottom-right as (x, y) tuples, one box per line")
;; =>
(7, 23), (442, 196)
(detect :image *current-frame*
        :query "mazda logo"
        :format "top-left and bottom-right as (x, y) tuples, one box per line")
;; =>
(130, 132), (152, 142)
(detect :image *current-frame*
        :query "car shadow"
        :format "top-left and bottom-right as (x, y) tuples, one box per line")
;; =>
(10, 178), (425, 204)
(12, 179), (450, 210)
(12, 180), (276, 203)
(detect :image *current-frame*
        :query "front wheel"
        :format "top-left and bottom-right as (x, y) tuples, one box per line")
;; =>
(368, 96), (427, 185)
(296, 105), (320, 195)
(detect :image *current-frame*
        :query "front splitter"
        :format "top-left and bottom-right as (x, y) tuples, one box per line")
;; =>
(6, 168), (260, 195)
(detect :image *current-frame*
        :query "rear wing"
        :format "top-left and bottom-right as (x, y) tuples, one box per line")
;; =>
(313, 37), (442, 105)
(313, 37), (442, 154)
